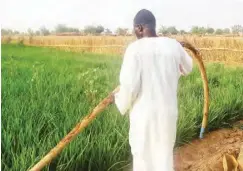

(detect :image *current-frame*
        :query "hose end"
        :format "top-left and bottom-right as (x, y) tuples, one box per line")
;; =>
(199, 127), (205, 139)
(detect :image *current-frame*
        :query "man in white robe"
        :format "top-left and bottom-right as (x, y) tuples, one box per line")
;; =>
(114, 9), (193, 171)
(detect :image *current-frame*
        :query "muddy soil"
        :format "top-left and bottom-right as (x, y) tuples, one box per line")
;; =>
(174, 127), (243, 171)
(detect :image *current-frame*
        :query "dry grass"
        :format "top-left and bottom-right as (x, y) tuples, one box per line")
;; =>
(1, 35), (243, 64)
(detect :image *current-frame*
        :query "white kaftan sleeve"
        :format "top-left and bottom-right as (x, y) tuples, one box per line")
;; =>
(177, 42), (193, 76)
(114, 43), (141, 115)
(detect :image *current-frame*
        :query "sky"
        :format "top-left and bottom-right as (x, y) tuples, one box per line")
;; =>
(1, 0), (243, 32)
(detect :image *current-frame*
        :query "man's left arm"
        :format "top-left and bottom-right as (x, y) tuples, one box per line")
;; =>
(114, 44), (141, 115)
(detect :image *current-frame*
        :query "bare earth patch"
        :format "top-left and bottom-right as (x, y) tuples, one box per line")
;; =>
(123, 122), (243, 171)
(174, 127), (243, 171)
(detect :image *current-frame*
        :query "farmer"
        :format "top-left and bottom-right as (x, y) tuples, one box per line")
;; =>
(113, 9), (193, 171)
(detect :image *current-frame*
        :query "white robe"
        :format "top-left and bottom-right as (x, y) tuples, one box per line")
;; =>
(114, 37), (193, 171)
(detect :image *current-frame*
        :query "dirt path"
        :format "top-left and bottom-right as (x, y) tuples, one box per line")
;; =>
(174, 127), (243, 171)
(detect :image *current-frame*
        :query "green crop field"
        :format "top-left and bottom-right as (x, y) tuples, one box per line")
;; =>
(1, 44), (243, 171)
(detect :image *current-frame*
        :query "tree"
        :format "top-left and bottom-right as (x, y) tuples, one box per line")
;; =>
(115, 27), (129, 36)
(167, 26), (178, 35)
(1, 29), (7, 35)
(231, 25), (243, 35)
(83, 25), (105, 35)
(54, 24), (81, 34)
(199, 27), (206, 34)
(27, 28), (34, 36)
(13, 30), (20, 35)
(103, 28), (112, 35)
(179, 30), (187, 34)
(40, 26), (50, 36)
(190, 26), (199, 34)
(104, 28), (112, 34)
(35, 31), (41, 36)
(68, 27), (79, 33)
(223, 28), (230, 34)
(1, 29), (8, 35)
(1, 29), (13, 35)
(55, 24), (69, 33)
(84, 25), (97, 34)
(158, 26), (169, 35)
(190, 26), (206, 35)
(215, 28), (223, 35)
(96, 25), (104, 34)
(206, 27), (214, 34)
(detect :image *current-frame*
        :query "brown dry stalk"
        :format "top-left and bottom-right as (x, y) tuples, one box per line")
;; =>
(29, 41), (209, 171)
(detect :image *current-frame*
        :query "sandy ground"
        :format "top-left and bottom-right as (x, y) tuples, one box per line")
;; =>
(123, 122), (243, 171)
(174, 127), (243, 171)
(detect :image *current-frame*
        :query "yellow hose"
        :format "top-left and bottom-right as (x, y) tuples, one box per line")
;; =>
(179, 41), (209, 139)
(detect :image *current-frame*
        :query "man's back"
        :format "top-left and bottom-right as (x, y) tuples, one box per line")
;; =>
(130, 37), (189, 113)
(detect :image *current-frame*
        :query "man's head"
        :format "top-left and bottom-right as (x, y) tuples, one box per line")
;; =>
(133, 9), (157, 39)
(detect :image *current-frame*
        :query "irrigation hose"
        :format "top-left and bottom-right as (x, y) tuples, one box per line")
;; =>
(29, 41), (209, 171)
(180, 41), (209, 139)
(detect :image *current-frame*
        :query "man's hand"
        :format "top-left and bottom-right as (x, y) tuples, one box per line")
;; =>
(110, 93), (115, 103)
(110, 86), (120, 103)
(112, 86), (120, 94)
